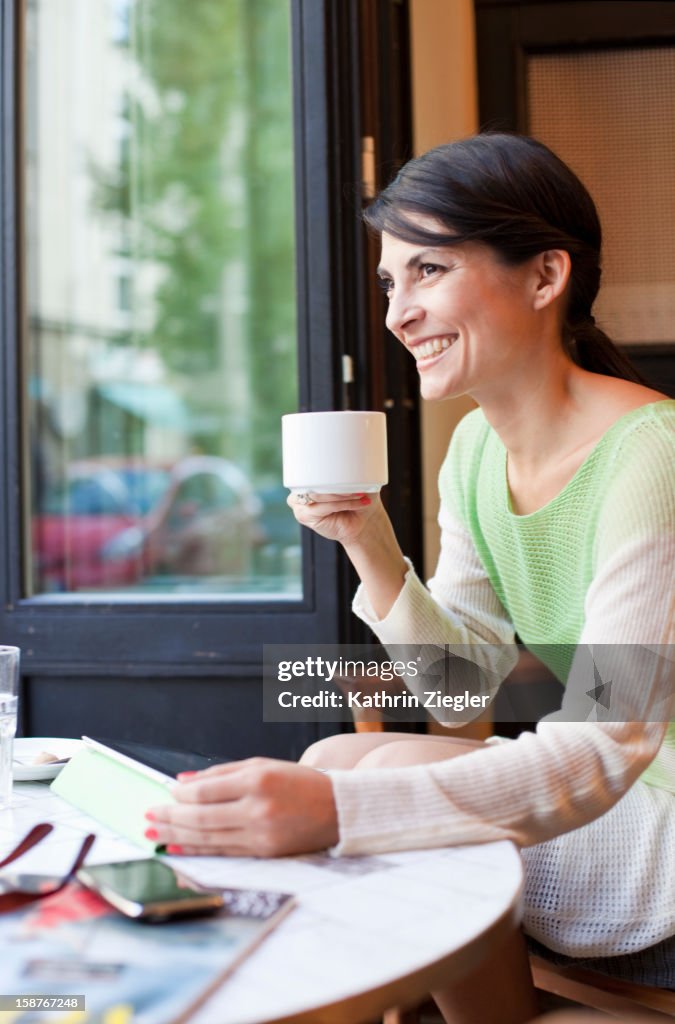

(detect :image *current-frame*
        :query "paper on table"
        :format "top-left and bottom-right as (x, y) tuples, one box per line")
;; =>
(51, 741), (175, 851)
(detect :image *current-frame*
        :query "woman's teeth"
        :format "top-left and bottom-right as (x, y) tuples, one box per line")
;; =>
(414, 336), (456, 362)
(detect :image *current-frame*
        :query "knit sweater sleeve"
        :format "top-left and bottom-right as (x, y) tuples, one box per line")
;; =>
(329, 409), (674, 856)
(352, 500), (519, 687)
(330, 596), (669, 855)
(352, 407), (518, 686)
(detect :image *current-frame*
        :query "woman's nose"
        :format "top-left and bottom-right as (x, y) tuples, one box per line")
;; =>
(385, 292), (424, 336)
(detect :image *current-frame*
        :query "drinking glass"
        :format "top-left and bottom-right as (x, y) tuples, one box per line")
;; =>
(0, 646), (20, 808)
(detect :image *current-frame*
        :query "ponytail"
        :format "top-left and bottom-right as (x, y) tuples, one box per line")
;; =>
(566, 316), (647, 384)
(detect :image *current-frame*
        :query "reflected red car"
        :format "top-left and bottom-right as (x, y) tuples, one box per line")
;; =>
(33, 456), (264, 592)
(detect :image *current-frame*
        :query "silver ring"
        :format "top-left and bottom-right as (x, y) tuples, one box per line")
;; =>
(295, 492), (314, 506)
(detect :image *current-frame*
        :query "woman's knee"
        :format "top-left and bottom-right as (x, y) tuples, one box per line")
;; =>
(299, 731), (427, 770)
(299, 732), (392, 769)
(355, 736), (483, 769)
(299, 735), (350, 769)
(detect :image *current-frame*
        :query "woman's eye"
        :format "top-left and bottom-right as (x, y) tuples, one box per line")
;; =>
(421, 263), (442, 277)
(377, 277), (394, 296)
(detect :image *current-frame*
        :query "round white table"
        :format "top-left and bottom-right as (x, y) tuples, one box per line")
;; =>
(0, 781), (525, 1024)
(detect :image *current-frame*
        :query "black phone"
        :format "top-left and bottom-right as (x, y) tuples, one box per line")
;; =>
(76, 858), (224, 921)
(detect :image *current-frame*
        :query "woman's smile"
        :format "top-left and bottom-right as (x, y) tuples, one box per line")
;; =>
(409, 334), (458, 365)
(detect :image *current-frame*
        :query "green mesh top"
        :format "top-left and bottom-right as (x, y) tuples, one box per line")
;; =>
(440, 399), (675, 794)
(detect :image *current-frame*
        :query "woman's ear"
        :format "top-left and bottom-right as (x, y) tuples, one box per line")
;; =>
(531, 249), (571, 311)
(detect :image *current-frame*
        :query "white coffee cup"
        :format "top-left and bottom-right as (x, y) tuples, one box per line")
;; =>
(282, 411), (388, 494)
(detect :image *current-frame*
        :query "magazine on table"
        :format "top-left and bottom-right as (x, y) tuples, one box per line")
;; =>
(0, 879), (295, 1023)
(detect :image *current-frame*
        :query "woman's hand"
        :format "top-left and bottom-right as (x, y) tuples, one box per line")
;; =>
(289, 489), (409, 621)
(146, 758), (339, 858)
(287, 490), (382, 547)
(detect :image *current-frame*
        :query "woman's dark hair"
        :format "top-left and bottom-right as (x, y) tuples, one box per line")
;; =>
(364, 133), (644, 383)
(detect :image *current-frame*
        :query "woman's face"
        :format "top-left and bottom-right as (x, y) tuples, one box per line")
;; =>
(378, 222), (547, 403)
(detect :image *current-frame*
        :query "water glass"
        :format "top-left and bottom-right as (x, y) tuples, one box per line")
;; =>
(0, 646), (20, 808)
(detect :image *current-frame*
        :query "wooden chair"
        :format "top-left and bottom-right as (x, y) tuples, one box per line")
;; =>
(529, 955), (675, 1020)
(381, 957), (675, 1023)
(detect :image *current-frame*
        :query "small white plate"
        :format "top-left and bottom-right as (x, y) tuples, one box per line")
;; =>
(12, 737), (83, 781)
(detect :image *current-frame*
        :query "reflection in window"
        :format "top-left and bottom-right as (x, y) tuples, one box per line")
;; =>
(25, 0), (300, 597)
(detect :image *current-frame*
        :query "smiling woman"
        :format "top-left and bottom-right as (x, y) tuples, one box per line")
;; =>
(148, 134), (675, 1014)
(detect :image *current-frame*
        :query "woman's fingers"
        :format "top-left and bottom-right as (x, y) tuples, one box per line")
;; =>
(149, 796), (244, 830)
(175, 764), (234, 784)
(147, 760), (260, 837)
(174, 761), (256, 790)
(147, 792), (268, 855)
(163, 824), (259, 858)
(146, 758), (339, 858)
(287, 492), (373, 516)
(286, 490), (380, 545)
(166, 841), (252, 857)
(175, 753), (303, 791)
(288, 490), (368, 503)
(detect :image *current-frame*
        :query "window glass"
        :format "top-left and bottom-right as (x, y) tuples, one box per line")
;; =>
(25, 0), (301, 597)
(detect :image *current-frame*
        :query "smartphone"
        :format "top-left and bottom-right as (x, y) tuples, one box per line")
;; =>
(76, 858), (225, 921)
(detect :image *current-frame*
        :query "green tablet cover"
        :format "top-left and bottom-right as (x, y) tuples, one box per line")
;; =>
(51, 744), (175, 851)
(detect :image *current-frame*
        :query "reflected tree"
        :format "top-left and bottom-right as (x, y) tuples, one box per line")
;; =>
(95, 0), (297, 477)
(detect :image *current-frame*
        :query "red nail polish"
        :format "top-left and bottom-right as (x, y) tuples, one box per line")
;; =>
(359, 495), (371, 505)
(166, 844), (183, 854)
(145, 811), (156, 821)
(144, 828), (158, 841)
(177, 771), (198, 780)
